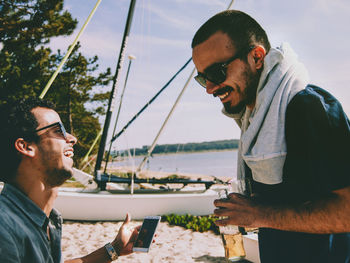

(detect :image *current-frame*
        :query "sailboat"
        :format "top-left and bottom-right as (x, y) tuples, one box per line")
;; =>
(53, 0), (230, 221)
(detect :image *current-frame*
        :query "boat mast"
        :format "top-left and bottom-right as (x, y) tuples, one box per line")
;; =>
(103, 54), (136, 173)
(94, 0), (137, 177)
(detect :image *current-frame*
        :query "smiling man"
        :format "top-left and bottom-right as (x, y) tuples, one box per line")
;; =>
(0, 98), (139, 262)
(192, 10), (350, 263)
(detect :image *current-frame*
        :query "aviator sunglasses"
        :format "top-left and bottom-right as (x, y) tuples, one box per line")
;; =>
(35, 121), (67, 140)
(194, 46), (255, 88)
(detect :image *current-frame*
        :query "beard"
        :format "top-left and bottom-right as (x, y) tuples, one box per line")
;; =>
(37, 144), (74, 187)
(223, 63), (260, 114)
(45, 167), (73, 187)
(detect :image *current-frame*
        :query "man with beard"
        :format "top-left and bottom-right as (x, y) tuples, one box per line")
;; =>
(0, 98), (140, 262)
(191, 10), (350, 263)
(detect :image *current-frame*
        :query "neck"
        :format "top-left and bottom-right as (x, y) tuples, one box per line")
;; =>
(14, 165), (58, 217)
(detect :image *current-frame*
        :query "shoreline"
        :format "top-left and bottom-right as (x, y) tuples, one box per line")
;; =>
(113, 148), (238, 159)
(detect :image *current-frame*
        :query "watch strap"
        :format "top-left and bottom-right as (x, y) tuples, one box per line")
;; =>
(104, 242), (118, 261)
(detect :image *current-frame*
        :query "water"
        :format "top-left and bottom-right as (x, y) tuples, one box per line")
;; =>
(110, 150), (238, 179)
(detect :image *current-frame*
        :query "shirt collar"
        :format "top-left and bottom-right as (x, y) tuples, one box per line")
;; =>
(1, 184), (49, 228)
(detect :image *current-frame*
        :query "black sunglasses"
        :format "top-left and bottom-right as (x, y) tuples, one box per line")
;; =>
(194, 46), (255, 88)
(35, 122), (67, 140)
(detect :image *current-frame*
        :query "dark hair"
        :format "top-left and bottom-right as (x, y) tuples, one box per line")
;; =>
(192, 10), (271, 54)
(0, 97), (55, 183)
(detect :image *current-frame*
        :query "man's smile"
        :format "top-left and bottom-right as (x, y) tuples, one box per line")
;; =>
(63, 148), (74, 158)
(213, 86), (234, 101)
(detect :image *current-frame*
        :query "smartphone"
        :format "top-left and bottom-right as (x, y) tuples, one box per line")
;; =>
(132, 216), (161, 252)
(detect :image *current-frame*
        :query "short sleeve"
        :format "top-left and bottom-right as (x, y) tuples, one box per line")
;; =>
(283, 85), (350, 200)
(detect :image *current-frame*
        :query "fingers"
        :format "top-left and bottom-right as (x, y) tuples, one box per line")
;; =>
(214, 193), (248, 208)
(214, 218), (230, 226)
(214, 208), (232, 217)
(130, 225), (141, 242)
(123, 213), (131, 225)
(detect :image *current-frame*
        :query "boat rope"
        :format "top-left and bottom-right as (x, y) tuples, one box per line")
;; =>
(109, 57), (192, 144)
(103, 55), (136, 174)
(80, 130), (102, 167)
(135, 67), (196, 178)
(39, 0), (103, 98)
(130, 0), (235, 194)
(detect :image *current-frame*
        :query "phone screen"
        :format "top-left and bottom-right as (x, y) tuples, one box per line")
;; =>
(133, 217), (160, 251)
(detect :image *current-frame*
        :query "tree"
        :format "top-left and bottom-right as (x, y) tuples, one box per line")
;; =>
(46, 43), (112, 164)
(0, 0), (77, 101)
(0, 0), (113, 165)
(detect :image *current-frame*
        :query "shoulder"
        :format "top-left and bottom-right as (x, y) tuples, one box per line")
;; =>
(287, 85), (349, 131)
(288, 85), (347, 117)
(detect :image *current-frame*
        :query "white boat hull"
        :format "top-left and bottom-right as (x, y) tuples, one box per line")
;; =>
(55, 188), (220, 221)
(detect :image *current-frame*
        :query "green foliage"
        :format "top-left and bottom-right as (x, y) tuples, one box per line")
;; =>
(0, 0), (113, 165)
(46, 43), (112, 165)
(0, 0), (77, 102)
(162, 214), (220, 234)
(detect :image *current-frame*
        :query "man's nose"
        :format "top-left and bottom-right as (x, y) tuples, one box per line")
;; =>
(66, 133), (77, 145)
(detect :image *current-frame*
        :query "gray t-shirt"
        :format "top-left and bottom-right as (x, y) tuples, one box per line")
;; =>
(0, 184), (62, 263)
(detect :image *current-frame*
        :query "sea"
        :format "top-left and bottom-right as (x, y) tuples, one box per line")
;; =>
(110, 150), (238, 179)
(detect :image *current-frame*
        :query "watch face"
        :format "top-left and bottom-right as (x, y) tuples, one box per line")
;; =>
(105, 243), (118, 260)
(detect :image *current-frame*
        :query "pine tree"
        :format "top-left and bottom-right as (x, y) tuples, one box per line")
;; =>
(0, 0), (113, 164)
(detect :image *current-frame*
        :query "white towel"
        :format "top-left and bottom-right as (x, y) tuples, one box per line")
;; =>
(223, 43), (309, 194)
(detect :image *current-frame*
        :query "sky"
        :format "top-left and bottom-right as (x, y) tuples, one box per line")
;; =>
(49, 0), (350, 151)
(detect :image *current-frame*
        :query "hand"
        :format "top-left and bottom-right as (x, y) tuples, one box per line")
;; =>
(112, 213), (141, 256)
(214, 193), (265, 228)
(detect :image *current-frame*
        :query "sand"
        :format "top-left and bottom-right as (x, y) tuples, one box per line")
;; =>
(61, 220), (230, 262)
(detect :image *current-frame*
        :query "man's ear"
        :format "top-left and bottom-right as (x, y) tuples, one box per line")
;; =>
(14, 138), (36, 158)
(252, 45), (266, 70)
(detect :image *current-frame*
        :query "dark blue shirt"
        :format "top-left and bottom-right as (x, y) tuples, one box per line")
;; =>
(254, 85), (350, 263)
(0, 184), (62, 263)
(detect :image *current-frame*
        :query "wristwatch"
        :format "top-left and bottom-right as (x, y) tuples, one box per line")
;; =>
(104, 242), (118, 261)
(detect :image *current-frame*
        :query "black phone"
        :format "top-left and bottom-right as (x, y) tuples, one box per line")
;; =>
(132, 216), (161, 252)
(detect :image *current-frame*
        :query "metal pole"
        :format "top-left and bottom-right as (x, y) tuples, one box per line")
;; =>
(94, 0), (137, 177)
(103, 55), (136, 173)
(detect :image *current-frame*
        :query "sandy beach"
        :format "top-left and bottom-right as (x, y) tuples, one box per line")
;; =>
(62, 220), (231, 262)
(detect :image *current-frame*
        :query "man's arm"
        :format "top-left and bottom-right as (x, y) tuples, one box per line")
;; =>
(214, 185), (350, 234)
(65, 214), (140, 263)
(0, 228), (21, 263)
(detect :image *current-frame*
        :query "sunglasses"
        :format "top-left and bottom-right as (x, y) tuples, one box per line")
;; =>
(194, 46), (255, 88)
(35, 122), (67, 140)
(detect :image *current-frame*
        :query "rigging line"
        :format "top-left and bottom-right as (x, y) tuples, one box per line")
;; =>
(131, 68), (196, 195)
(39, 0), (102, 99)
(109, 57), (192, 144)
(80, 129), (102, 167)
(94, 0), (137, 175)
(108, 0), (234, 146)
(132, 0), (236, 193)
(104, 55), (136, 175)
(136, 68), (196, 175)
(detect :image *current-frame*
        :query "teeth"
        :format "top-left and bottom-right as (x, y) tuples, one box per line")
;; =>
(64, 151), (74, 158)
(218, 91), (229, 99)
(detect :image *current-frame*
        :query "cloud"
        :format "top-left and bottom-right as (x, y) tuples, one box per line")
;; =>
(144, 3), (197, 31)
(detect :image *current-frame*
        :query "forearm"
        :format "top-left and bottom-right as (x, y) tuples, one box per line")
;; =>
(64, 240), (122, 263)
(259, 187), (350, 233)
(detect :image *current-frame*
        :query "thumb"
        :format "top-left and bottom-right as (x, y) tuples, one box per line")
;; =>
(123, 213), (131, 225)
